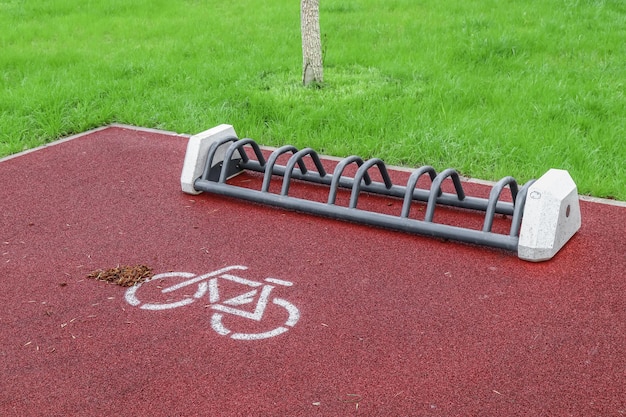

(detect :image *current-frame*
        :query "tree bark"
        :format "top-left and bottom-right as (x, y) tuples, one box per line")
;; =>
(301, 0), (323, 86)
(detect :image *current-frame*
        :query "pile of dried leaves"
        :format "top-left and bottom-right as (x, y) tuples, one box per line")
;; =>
(87, 265), (153, 287)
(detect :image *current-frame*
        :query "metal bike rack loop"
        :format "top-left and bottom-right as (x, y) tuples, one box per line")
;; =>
(181, 125), (582, 262)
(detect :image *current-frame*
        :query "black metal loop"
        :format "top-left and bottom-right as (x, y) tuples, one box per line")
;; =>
(424, 168), (465, 222)
(200, 136), (239, 181)
(219, 139), (266, 183)
(349, 158), (393, 209)
(510, 179), (535, 236)
(327, 156), (371, 205)
(281, 148), (327, 196)
(400, 166), (437, 218)
(262, 145), (306, 192)
(482, 176), (519, 232)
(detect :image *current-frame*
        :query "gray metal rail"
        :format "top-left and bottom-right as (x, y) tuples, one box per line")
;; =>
(192, 136), (536, 252)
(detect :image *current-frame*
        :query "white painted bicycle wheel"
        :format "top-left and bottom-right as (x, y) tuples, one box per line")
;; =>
(125, 272), (203, 310)
(210, 298), (300, 340)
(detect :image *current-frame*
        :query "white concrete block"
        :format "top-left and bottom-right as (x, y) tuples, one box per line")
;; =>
(518, 169), (582, 261)
(180, 124), (239, 195)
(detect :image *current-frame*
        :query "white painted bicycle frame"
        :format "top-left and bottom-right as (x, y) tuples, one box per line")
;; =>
(125, 265), (300, 340)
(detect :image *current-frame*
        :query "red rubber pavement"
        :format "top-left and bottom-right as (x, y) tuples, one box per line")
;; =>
(1, 125), (625, 416)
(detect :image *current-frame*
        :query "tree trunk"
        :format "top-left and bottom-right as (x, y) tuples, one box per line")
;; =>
(301, 0), (323, 86)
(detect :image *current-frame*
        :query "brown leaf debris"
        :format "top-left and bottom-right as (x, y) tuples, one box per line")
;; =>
(87, 265), (153, 287)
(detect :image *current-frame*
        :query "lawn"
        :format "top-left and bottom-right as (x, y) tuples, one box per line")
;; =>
(1, 0), (624, 199)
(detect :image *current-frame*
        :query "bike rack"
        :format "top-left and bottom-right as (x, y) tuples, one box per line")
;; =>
(181, 125), (581, 262)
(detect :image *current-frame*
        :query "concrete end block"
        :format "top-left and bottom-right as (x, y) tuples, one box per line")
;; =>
(180, 124), (239, 195)
(518, 169), (582, 262)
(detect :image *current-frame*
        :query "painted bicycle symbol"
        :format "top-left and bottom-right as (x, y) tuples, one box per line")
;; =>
(124, 265), (300, 340)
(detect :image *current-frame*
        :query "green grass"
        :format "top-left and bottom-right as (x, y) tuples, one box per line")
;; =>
(1, 0), (624, 199)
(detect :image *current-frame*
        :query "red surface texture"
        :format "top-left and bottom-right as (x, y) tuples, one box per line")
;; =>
(1, 126), (625, 416)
